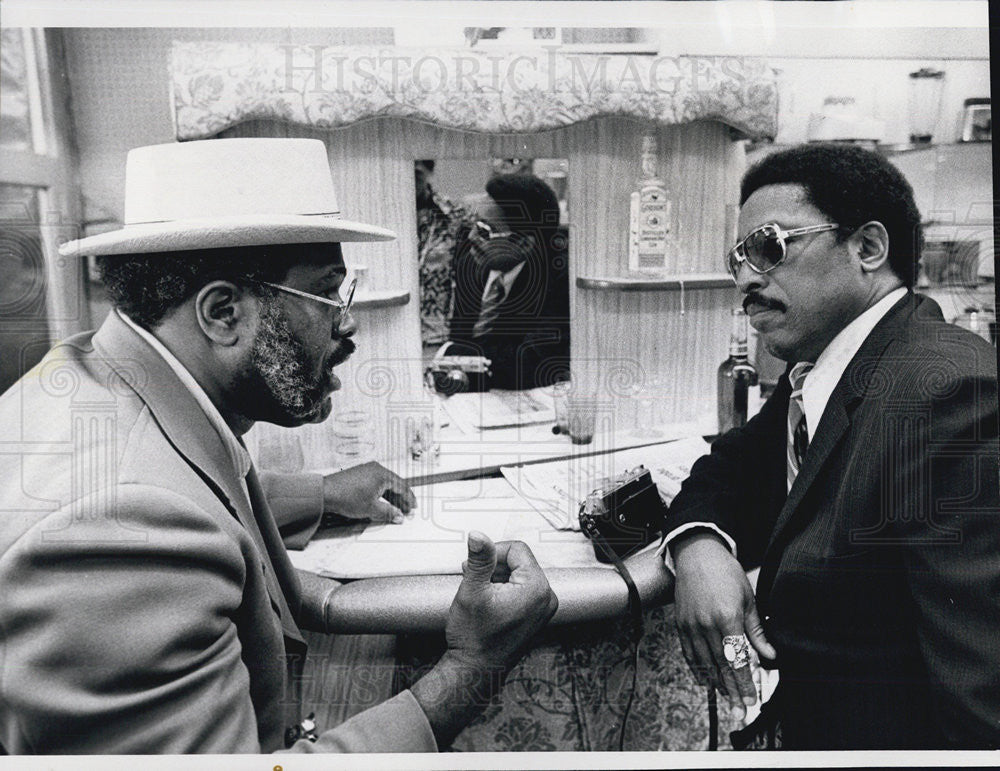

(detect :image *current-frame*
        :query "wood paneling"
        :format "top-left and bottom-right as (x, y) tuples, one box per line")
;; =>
(225, 118), (744, 469)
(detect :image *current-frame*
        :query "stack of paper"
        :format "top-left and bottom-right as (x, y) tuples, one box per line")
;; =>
(440, 387), (555, 432)
(287, 436), (711, 579)
(500, 435), (711, 531)
(286, 478), (606, 579)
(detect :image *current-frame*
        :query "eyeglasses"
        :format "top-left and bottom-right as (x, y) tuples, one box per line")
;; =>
(472, 220), (533, 249)
(255, 277), (357, 328)
(726, 223), (839, 279)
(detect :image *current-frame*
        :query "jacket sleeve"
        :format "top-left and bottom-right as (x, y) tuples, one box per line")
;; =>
(0, 485), (264, 753)
(284, 690), (437, 753)
(663, 376), (790, 570)
(891, 367), (1000, 747)
(0, 484), (438, 754)
(260, 471), (325, 550)
(294, 567), (341, 632)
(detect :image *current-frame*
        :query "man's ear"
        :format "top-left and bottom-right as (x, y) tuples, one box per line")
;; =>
(852, 221), (890, 273)
(194, 281), (254, 346)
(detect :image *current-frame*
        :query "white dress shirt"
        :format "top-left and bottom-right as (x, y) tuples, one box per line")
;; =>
(798, 286), (906, 444)
(659, 286), (908, 570)
(118, 310), (253, 506)
(480, 261), (525, 309)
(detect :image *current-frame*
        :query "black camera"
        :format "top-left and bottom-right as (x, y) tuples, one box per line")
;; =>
(578, 466), (668, 563)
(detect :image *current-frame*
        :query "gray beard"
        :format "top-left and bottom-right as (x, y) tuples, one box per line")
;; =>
(248, 296), (331, 423)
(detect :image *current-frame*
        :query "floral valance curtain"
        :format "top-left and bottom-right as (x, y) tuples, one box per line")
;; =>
(171, 43), (778, 140)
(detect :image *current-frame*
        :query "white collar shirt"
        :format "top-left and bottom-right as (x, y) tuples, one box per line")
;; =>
(480, 261), (525, 307)
(118, 310), (253, 497)
(798, 286), (907, 443)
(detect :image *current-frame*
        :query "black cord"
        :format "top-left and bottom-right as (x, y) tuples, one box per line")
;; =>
(579, 504), (718, 751)
(585, 527), (644, 752)
(618, 632), (640, 752)
(707, 687), (719, 750)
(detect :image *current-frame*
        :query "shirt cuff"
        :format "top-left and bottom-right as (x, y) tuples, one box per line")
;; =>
(297, 689), (438, 753)
(658, 522), (737, 574)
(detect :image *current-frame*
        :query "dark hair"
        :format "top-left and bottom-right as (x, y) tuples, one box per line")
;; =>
(740, 143), (922, 287)
(485, 173), (560, 234)
(96, 243), (334, 328)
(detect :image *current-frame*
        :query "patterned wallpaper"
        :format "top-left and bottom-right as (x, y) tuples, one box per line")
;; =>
(170, 43), (778, 139)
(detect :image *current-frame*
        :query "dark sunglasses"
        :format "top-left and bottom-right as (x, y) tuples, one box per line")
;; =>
(472, 220), (533, 249)
(726, 222), (839, 279)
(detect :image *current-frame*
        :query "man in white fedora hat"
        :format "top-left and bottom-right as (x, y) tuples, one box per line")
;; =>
(0, 138), (557, 754)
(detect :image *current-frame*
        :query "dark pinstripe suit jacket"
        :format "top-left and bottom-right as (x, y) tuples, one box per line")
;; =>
(667, 293), (1000, 749)
(448, 227), (570, 390)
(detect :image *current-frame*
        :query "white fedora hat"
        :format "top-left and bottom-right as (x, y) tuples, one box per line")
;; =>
(59, 138), (395, 257)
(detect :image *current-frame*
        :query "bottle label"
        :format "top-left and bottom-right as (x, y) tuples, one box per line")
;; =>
(629, 186), (671, 271)
(747, 384), (763, 420)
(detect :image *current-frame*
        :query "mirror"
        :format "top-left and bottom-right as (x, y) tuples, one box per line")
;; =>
(415, 158), (570, 391)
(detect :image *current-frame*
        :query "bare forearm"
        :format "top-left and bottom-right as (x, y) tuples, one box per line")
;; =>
(409, 652), (504, 747)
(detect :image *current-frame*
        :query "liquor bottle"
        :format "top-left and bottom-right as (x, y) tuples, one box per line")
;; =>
(954, 305), (996, 344)
(717, 307), (760, 434)
(628, 135), (673, 273)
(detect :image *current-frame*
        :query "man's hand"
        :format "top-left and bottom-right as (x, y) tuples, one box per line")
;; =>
(411, 532), (557, 746)
(672, 532), (777, 720)
(321, 462), (417, 524)
(445, 532), (558, 670)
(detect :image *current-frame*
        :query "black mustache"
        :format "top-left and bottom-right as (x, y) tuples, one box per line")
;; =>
(328, 337), (356, 367)
(743, 293), (786, 314)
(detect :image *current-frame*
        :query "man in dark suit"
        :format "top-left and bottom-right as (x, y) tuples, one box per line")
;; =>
(663, 143), (999, 749)
(447, 173), (570, 390)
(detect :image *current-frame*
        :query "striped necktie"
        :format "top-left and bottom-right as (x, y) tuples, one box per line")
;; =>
(472, 274), (506, 339)
(786, 361), (814, 492)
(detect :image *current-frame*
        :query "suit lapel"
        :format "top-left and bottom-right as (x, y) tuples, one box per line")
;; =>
(92, 312), (304, 644)
(760, 293), (919, 569)
(470, 268), (488, 321)
(763, 392), (853, 560)
(244, 465), (306, 644)
(461, 257), (490, 322)
(501, 260), (532, 315)
(499, 258), (546, 322)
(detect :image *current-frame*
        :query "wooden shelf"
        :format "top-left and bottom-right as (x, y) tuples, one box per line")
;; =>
(352, 289), (410, 309)
(576, 273), (734, 291)
(879, 140), (991, 156)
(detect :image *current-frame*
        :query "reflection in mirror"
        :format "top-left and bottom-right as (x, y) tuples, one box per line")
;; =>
(416, 158), (570, 391)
